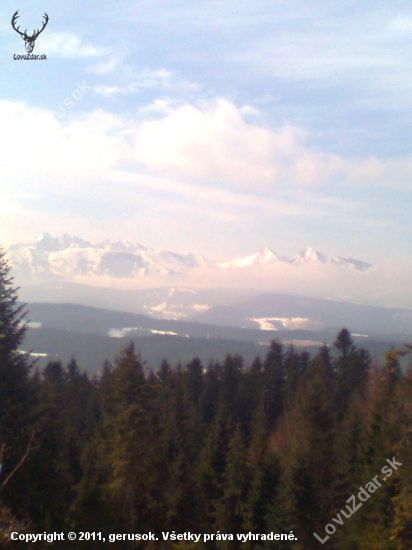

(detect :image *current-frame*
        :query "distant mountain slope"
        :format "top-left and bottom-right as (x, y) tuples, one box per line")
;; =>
(187, 292), (412, 335)
(16, 282), (261, 320)
(22, 328), (268, 375)
(24, 301), (328, 341)
(19, 302), (410, 375)
(20, 283), (412, 339)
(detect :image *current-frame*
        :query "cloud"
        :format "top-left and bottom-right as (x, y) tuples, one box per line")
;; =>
(41, 33), (110, 58)
(132, 99), (281, 184)
(131, 99), (352, 186)
(1, 97), (412, 210)
(87, 58), (122, 74)
(93, 68), (202, 97)
(0, 96), (360, 255)
(93, 84), (130, 97)
(388, 15), (412, 36)
(0, 101), (122, 190)
(137, 98), (183, 117)
(0, 197), (23, 215)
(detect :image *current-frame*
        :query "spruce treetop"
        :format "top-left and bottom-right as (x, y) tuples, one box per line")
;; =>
(0, 250), (27, 359)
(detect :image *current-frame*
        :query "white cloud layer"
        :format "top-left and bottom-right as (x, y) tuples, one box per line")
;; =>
(0, 95), (411, 264)
(1, 98), (412, 202)
(127, 100), (412, 189)
(93, 69), (201, 97)
(133, 100), (282, 184)
(41, 33), (111, 58)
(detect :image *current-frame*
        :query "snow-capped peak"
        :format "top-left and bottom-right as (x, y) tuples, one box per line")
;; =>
(259, 246), (279, 263)
(292, 248), (328, 263)
(218, 246), (372, 272)
(219, 246), (283, 268)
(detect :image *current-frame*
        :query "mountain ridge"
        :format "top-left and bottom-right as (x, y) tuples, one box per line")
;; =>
(7, 233), (372, 281)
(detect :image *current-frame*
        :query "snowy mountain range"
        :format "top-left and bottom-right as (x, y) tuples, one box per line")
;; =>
(8, 233), (215, 279)
(7, 234), (412, 338)
(7, 233), (371, 281)
(219, 245), (371, 271)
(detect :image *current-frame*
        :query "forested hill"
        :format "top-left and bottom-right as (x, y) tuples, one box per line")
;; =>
(20, 301), (408, 374)
(4, 333), (412, 549)
(2, 250), (412, 549)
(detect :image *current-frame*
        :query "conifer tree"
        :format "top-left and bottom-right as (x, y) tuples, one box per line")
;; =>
(183, 357), (204, 406)
(267, 346), (337, 545)
(347, 352), (402, 548)
(283, 346), (308, 409)
(158, 360), (203, 533)
(370, 352), (412, 549)
(199, 363), (220, 424)
(384, 348), (404, 387)
(333, 329), (370, 412)
(219, 354), (243, 423)
(196, 401), (231, 530)
(0, 250), (38, 516)
(158, 359), (173, 386)
(237, 357), (263, 437)
(105, 343), (165, 539)
(243, 399), (279, 540)
(214, 425), (248, 549)
(262, 341), (285, 428)
(389, 360), (412, 548)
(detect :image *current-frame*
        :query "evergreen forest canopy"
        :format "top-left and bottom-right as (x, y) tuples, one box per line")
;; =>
(1, 250), (412, 549)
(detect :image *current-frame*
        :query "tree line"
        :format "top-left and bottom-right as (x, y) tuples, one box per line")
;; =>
(1, 250), (412, 549)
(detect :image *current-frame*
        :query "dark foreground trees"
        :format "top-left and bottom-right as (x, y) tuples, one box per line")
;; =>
(1, 250), (411, 548)
(30, 339), (412, 548)
(0, 250), (38, 515)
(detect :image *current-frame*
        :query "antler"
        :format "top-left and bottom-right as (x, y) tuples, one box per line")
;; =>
(32, 13), (49, 40)
(11, 11), (25, 37)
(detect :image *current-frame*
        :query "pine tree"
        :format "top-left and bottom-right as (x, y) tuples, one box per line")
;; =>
(214, 425), (248, 549)
(262, 341), (285, 428)
(0, 250), (38, 516)
(346, 351), (403, 548)
(69, 363), (120, 542)
(199, 363), (220, 425)
(283, 346), (308, 409)
(243, 399), (280, 540)
(381, 355), (412, 549)
(104, 343), (166, 541)
(219, 354), (243, 423)
(333, 328), (370, 412)
(196, 401), (231, 531)
(158, 360), (203, 533)
(237, 357), (263, 437)
(267, 346), (337, 545)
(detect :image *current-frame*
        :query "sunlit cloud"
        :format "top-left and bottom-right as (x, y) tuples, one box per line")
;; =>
(1, 98), (412, 201)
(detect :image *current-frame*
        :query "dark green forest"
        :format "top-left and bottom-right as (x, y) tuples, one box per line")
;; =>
(1, 250), (412, 549)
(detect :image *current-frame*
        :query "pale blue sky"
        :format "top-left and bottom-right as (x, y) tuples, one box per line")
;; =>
(1, 0), (412, 265)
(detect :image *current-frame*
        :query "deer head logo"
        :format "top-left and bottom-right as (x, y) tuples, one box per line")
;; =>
(11, 11), (49, 54)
